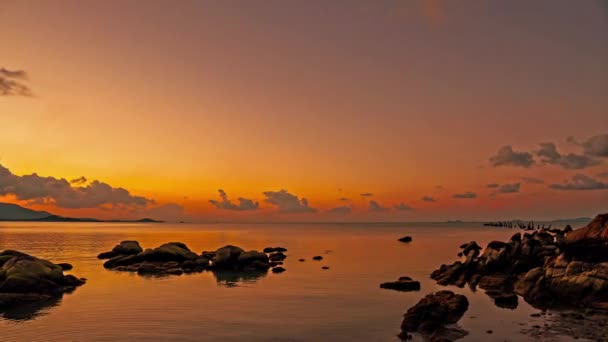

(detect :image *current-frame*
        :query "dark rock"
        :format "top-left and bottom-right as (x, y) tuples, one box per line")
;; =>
(57, 263), (73, 271)
(563, 214), (608, 262)
(312, 256), (323, 261)
(97, 240), (143, 259)
(268, 252), (287, 262)
(298, 259), (305, 262)
(400, 291), (469, 341)
(271, 266), (286, 273)
(398, 236), (413, 243)
(322, 266), (330, 270)
(380, 277), (421, 291)
(0, 250), (85, 310)
(212, 245), (245, 269)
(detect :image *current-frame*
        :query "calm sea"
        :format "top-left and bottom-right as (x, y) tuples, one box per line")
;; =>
(0, 221), (583, 341)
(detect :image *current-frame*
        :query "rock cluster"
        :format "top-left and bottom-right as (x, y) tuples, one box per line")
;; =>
(431, 214), (608, 309)
(98, 241), (287, 276)
(0, 250), (85, 308)
(399, 291), (469, 341)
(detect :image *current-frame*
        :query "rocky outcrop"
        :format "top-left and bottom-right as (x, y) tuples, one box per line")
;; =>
(98, 241), (288, 276)
(380, 276), (421, 292)
(398, 236), (413, 243)
(431, 214), (608, 309)
(399, 291), (469, 341)
(0, 250), (85, 309)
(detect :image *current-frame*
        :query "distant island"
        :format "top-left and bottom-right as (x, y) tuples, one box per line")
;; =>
(0, 203), (163, 223)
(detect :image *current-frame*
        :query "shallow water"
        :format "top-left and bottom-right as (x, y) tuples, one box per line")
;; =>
(0, 222), (585, 341)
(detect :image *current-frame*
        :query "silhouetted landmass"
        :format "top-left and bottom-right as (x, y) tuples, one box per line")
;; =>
(0, 203), (162, 223)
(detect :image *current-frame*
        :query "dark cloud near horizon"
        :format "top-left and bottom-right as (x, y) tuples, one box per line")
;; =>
(549, 174), (608, 191)
(453, 191), (477, 199)
(328, 206), (352, 214)
(368, 200), (388, 212)
(262, 189), (317, 213)
(0, 164), (152, 209)
(582, 134), (608, 158)
(209, 189), (259, 211)
(360, 193), (373, 197)
(0, 68), (32, 96)
(496, 183), (520, 194)
(486, 183), (499, 188)
(537, 142), (600, 169)
(421, 196), (437, 202)
(521, 177), (544, 184)
(489, 145), (535, 168)
(394, 203), (414, 211)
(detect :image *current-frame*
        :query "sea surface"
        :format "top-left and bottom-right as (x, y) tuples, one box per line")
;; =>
(0, 221), (587, 342)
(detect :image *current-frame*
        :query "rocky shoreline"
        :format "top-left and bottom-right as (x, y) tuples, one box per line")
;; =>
(0, 250), (86, 311)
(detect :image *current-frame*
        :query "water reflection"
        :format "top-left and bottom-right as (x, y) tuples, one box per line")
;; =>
(0, 296), (62, 321)
(212, 269), (268, 287)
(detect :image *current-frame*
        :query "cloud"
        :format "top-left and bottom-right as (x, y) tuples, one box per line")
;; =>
(0, 68), (32, 96)
(421, 196), (437, 202)
(360, 193), (374, 197)
(453, 192), (477, 199)
(328, 206), (352, 215)
(70, 176), (87, 185)
(209, 189), (259, 211)
(520, 177), (544, 184)
(338, 197), (350, 201)
(140, 203), (185, 221)
(0, 163), (152, 209)
(489, 145), (535, 168)
(368, 200), (388, 212)
(486, 183), (500, 188)
(549, 174), (608, 191)
(394, 203), (415, 211)
(262, 189), (317, 213)
(582, 134), (608, 158)
(537, 142), (600, 169)
(496, 183), (520, 194)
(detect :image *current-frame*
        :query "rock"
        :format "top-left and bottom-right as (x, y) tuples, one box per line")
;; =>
(238, 251), (269, 266)
(57, 263), (73, 271)
(271, 266), (286, 273)
(97, 240), (143, 259)
(268, 252), (287, 262)
(485, 290), (518, 309)
(398, 236), (413, 243)
(298, 259), (305, 262)
(0, 250), (85, 309)
(564, 213), (608, 262)
(322, 266), (330, 270)
(380, 276), (421, 291)
(212, 245), (245, 269)
(312, 256), (323, 261)
(399, 291), (469, 341)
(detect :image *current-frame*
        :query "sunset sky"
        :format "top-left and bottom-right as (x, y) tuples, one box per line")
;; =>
(1, 0), (607, 222)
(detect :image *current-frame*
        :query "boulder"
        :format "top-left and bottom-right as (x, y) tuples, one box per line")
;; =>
(212, 245), (245, 269)
(268, 252), (287, 262)
(272, 266), (286, 273)
(399, 291), (469, 341)
(312, 256), (323, 261)
(0, 251), (85, 309)
(398, 236), (413, 243)
(563, 213), (608, 262)
(97, 240), (143, 259)
(380, 276), (421, 292)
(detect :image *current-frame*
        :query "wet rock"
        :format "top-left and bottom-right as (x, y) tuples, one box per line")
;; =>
(97, 240), (143, 259)
(57, 263), (73, 271)
(0, 250), (85, 309)
(298, 259), (305, 262)
(380, 276), (421, 292)
(212, 245), (245, 269)
(271, 266), (286, 273)
(268, 252), (287, 262)
(398, 236), (413, 243)
(399, 291), (469, 341)
(263, 247), (287, 253)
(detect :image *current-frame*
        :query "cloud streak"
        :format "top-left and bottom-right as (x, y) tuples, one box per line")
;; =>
(368, 200), (388, 212)
(453, 192), (477, 199)
(0, 68), (32, 96)
(537, 142), (599, 169)
(489, 146), (534, 168)
(549, 174), (608, 191)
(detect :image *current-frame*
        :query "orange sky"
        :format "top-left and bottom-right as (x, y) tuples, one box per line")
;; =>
(1, 1), (607, 221)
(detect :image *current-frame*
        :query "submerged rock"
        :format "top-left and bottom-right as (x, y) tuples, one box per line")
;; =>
(0, 250), (85, 309)
(399, 291), (469, 341)
(380, 277), (421, 292)
(398, 236), (413, 243)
